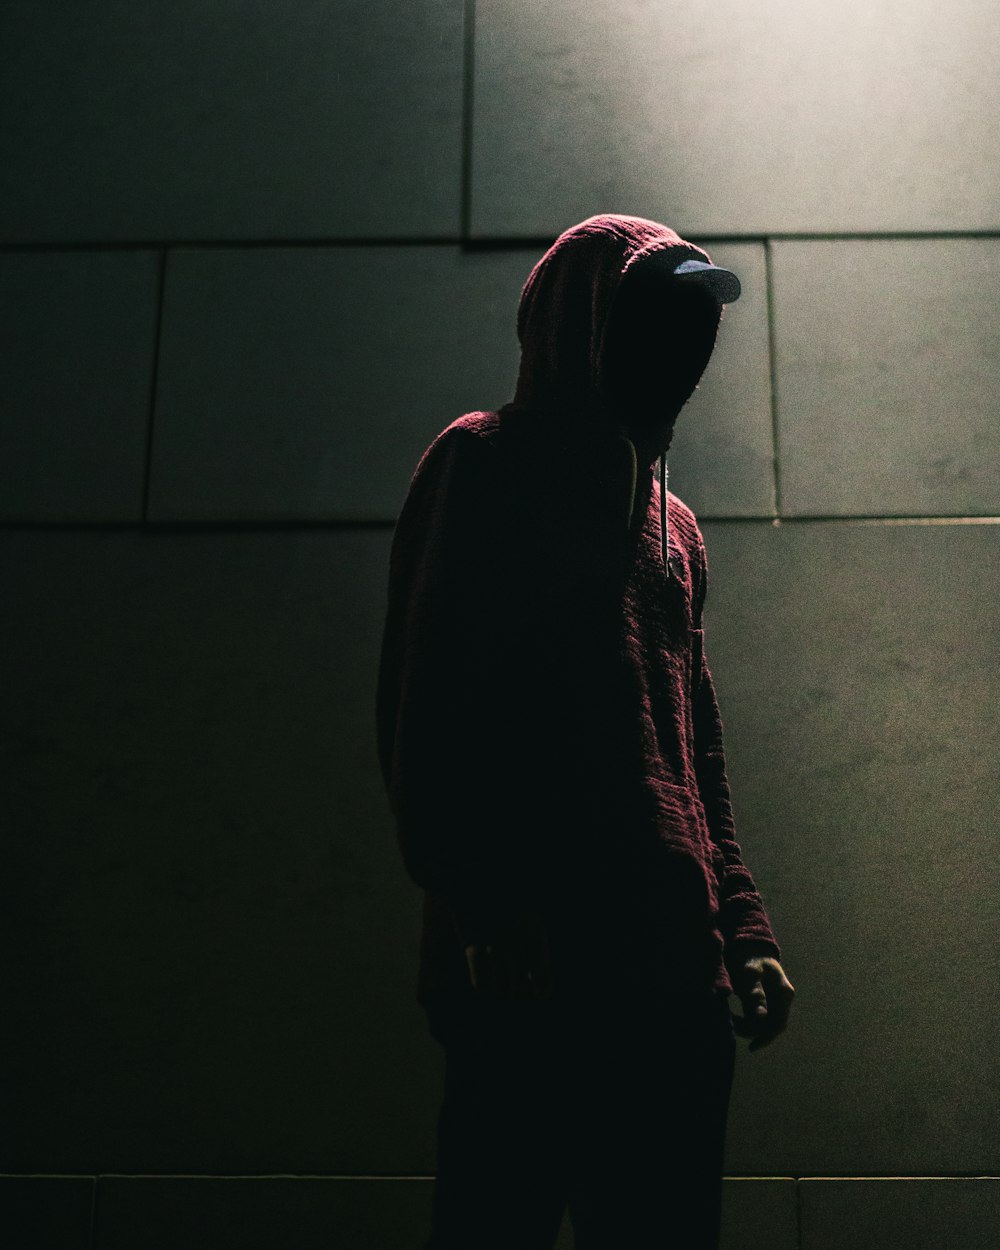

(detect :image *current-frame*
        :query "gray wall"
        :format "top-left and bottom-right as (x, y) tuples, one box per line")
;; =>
(2, 2), (998, 1247)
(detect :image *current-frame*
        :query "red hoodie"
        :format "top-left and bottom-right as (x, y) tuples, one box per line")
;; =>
(376, 214), (781, 1004)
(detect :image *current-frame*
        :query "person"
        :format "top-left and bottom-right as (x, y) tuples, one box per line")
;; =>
(375, 213), (795, 1250)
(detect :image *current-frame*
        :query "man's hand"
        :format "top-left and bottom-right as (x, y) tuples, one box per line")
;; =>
(729, 952), (795, 1052)
(464, 910), (553, 999)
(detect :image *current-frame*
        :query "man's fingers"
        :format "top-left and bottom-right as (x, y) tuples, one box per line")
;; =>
(758, 965), (795, 1032)
(742, 977), (768, 1021)
(735, 968), (796, 1051)
(732, 1011), (765, 1038)
(765, 982), (795, 1033)
(464, 919), (556, 999)
(730, 974), (769, 1039)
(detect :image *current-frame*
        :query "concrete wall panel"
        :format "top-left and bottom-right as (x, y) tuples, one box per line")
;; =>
(149, 246), (525, 522)
(1, 528), (439, 1173)
(799, 1179), (1000, 1250)
(0, 1), (463, 243)
(471, 0), (1000, 237)
(771, 237), (1000, 516)
(703, 519), (1000, 1175)
(0, 250), (159, 521)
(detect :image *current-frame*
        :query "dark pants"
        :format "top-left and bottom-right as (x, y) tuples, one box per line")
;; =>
(421, 981), (736, 1250)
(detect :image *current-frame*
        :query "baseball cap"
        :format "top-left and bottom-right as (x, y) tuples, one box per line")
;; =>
(672, 257), (742, 303)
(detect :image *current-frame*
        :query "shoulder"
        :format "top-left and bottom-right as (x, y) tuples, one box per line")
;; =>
(440, 410), (502, 447)
(412, 411), (499, 479)
(399, 414), (506, 534)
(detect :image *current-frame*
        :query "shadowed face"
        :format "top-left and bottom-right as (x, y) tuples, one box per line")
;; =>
(601, 259), (723, 461)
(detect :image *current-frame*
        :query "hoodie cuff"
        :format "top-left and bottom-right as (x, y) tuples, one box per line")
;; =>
(724, 935), (782, 972)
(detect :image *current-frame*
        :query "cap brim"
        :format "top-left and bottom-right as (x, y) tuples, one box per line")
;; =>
(672, 258), (742, 303)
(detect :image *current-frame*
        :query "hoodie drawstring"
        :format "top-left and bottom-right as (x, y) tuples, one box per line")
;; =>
(660, 452), (669, 574)
(621, 436), (670, 578)
(621, 434), (638, 532)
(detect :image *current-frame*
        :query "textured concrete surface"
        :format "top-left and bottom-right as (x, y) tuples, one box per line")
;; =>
(771, 237), (1000, 517)
(471, 0), (1000, 236)
(0, 1), (463, 242)
(0, 250), (159, 520)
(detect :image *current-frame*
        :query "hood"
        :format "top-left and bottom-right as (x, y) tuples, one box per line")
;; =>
(512, 213), (720, 420)
(509, 212), (725, 571)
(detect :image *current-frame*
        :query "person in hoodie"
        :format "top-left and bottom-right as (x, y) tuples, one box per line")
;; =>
(375, 213), (795, 1250)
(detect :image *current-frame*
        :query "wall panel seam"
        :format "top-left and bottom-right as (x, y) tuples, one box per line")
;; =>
(764, 236), (781, 518)
(140, 249), (169, 524)
(460, 0), (476, 240)
(2, 230), (1000, 254)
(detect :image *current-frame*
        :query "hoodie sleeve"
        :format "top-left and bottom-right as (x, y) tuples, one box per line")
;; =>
(375, 426), (538, 949)
(690, 531), (782, 968)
